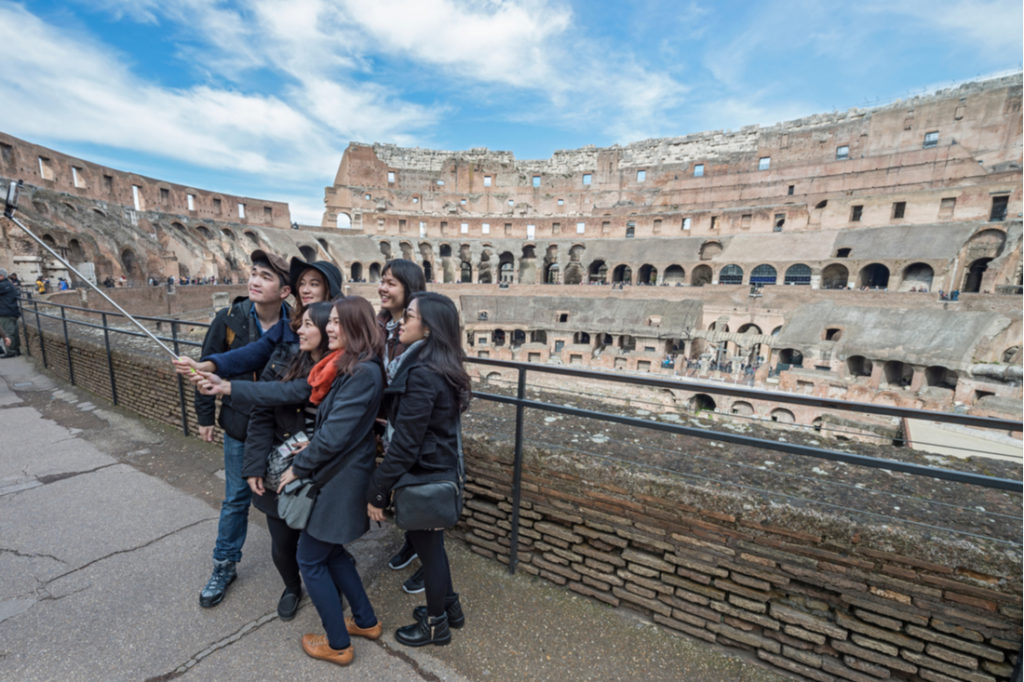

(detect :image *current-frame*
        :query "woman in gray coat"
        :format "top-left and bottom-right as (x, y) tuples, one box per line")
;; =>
(274, 296), (386, 668)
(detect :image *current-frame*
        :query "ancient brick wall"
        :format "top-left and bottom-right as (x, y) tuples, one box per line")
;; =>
(456, 439), (1022, 682)
(18, 321), (1022, 681)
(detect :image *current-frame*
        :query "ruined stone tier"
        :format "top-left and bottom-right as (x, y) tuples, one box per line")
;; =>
(0, 132), (292, 229)
(322, 74), (1022, 245)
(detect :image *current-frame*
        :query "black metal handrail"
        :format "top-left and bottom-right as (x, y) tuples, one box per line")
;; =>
(15, 295), (1023, 575)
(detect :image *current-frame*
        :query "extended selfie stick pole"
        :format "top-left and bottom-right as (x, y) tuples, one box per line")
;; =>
(4, 179), (180, 360)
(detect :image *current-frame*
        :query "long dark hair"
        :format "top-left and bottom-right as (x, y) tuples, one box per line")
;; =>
(409, 291), (471, 412)
(282, 301), (333, 381)
(382, 259), (426, 310)
(333, 296), (385, 376)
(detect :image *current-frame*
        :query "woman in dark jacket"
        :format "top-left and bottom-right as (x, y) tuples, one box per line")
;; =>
(367, 292), (470, 647)
(237, 301), (332, 620)
(274, 296), (386, 668)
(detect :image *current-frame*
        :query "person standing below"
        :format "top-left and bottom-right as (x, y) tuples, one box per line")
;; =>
(367, 292), (470, 647)
(194, 250), (292, 608)
(0, 269), (21, 358)
(375, 259), (429, 593)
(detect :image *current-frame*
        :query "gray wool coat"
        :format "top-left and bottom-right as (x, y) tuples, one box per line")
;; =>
(291, 358), (384, 546)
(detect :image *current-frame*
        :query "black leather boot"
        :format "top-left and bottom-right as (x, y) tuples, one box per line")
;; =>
(412, 594), (464, 628)
(395, 612), (451, 647)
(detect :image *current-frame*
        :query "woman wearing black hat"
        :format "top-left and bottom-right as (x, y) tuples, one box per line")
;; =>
(188, 258), (343, 378)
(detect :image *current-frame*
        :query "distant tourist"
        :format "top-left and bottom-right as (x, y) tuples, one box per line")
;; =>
(0, 268), (22, 357)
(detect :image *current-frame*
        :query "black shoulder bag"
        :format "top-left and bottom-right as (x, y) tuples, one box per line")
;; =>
(391, 420), (464, 531)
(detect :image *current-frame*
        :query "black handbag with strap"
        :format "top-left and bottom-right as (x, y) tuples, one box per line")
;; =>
(392, 421), (465, 531)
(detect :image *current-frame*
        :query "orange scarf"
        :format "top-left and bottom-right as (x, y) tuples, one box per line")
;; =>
(307, 350), (342, 405)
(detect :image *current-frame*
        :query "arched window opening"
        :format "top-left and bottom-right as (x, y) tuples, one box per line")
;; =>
(847, 355), (873, 377)
(737, 323), (762, 335)
(925, 366), (957, 389)
(718, 264), (743, 285)
(750, 264), (777, 285)
(511, 330), (526, 347)
(368, 262), (382, 281)
(783, 263), (811, 285)
(196, 225), (212, 239)
(350, 262), (363, 282)
(691, 265), (712, 287)
(573, 332), (591, 345)
(883, 361), (913, 387)
(963, 258), (992, 293)
(499, 252), (515, 284)
(663, 265), (685, 284)
(731, 401), (754, 416)
(588, 260), (607, 284)
(440, 244), (452, 258)
(770, 408), (795, 423)
(638, 264), (657, 285)
(858, 263), (890, 289)
(689, 394), (716, 412)
(777, 349), (803, 367)
(900, 262), (934, 292)
(299, 245), (316, 261)
(336, 212), (352, 229)
(822, 263), (849, 289)
(492, 329), (506, 347)
(121, 248), (138, 277)
(612, 264), (632, 284)
(530, 330), (547, 344)
(461, 262), (473, 283)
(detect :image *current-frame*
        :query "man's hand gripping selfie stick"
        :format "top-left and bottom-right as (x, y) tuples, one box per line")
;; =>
(4, 179), (182, 361)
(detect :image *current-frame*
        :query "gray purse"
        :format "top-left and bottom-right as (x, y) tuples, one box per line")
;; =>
(276, 441), (348, 530)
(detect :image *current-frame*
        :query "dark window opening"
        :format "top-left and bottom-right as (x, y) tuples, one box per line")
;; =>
(825, 328), (842, 341)
(923, 131), (939, 148)
(990, 195), (1009, 222)
(892, 201), (906, 219)
(815, 199), (828, 209)
(835, 248), (851, 258)
(787, 185), (794, 195)
(850, 205), (863, 222)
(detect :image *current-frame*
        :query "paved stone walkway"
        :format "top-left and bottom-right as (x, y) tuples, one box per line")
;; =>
(0, 354), (789, 681)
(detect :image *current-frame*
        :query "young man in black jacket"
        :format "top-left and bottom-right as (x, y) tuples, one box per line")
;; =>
(195, 250), (292, 607)
(0, 269), (21, 357)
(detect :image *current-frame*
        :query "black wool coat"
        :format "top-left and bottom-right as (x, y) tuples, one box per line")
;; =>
(295, 358), (384, 545)
(366, 345), (462, 509)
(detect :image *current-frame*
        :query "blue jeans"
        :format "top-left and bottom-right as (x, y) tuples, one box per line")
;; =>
(297, 532), (377, 650)
(212, 434), (251, 563)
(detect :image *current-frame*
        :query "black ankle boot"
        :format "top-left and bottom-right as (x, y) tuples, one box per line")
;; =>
(412, 594), (464, 628)
(395, 613), (451, 647)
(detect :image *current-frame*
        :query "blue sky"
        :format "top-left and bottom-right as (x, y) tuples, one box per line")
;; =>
(1, 1), (1020, 224)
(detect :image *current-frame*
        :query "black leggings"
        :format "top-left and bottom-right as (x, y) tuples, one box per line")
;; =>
(265, 514), (302, 590)
(407, 529), (455, 617)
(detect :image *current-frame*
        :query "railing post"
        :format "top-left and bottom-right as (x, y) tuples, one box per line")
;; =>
(507, 366), (528, 574)
(33, 299), (47, 368)
(171, 321), (190, 437)
(60, 306), (75, 385)
(101, 312), (118, 405)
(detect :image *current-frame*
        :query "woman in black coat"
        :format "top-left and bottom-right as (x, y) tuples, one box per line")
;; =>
(367, 292), (470, 647)
(237, 301), (333, 620)
(274, 296), (386, 668)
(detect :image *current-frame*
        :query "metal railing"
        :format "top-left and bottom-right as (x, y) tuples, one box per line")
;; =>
(14, 296), (1024, 574)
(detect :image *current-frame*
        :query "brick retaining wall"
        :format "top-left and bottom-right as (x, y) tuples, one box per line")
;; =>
(19, 324), (1023, 681)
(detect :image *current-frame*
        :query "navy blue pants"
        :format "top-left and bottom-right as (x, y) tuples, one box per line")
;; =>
(297, 531), (377, 650)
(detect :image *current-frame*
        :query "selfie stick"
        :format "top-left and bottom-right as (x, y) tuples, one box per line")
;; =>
(4, 179), (180, 360)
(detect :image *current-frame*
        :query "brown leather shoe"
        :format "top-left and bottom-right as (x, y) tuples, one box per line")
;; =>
(345, 616), (383, 640)
(301, 633), (353, 666)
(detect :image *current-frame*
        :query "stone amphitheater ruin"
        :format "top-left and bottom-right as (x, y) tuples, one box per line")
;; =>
(2, 74), (1020, 428)
(3, 74), (1023, 680)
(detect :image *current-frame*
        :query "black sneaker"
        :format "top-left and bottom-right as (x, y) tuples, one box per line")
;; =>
(402, 566), (425, 594)
(388, 541), (418, 570)
(277, 586), (302, 621)
(199, 559), (237, 607)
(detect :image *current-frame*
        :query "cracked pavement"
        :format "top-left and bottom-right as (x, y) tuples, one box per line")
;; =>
(0, 354), (470, 682)
(0, 353), (790, 682)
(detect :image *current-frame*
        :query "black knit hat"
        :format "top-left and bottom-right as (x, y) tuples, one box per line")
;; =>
(289, 258), (342, 298)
